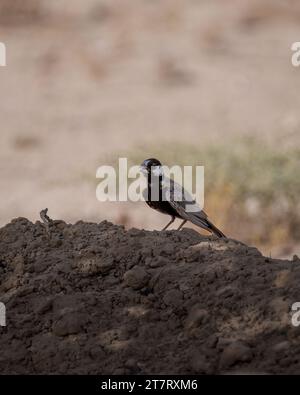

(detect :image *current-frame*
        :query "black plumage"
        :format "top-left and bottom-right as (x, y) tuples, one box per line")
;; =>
(140, 158), (226, 237)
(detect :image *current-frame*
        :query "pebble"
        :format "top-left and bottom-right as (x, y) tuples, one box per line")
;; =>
(219, 341), (253, 369)
(123, 266), (150, 290)
(185, 307), (209, 329)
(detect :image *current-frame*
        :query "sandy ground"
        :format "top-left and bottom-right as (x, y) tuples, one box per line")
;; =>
(0, 0), (300, 256)
(1, 216), (300, 374)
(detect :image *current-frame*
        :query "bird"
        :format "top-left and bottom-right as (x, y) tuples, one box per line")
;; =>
(140, 158), (226, 238)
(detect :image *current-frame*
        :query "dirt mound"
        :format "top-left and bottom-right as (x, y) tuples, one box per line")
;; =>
(0, 217), (300, 374)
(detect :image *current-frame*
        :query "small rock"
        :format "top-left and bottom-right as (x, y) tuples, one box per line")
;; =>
(216, 286), (235, 298)
(149, 256), (168, 268)
(35, 298), (53, 315)
(219, 341), (253, 369)
(123, 266), (150, 290)
(272, 341), (290, 353)
(77, 256), (114, 275)
(179, 282), (190, 292)
(52, 312), (88, 337)
(185, 307), (209, 329)
(97, 259), (115, 274)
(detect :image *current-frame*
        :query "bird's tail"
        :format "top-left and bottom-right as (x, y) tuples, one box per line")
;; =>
(205, 219), (226, 238)
(189, 213), (226, 238)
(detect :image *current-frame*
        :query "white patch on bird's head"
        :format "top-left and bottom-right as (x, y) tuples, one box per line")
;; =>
(151, 165), (164, 177)
(139, 159), (164, 178)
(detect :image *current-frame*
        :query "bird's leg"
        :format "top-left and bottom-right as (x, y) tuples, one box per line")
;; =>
(162, 216), (175, 231)
(177, 219), (187, 231)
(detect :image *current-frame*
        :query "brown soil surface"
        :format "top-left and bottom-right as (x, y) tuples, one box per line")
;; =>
(0, 216), (300, 374)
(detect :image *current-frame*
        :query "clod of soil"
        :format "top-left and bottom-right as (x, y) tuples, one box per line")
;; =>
(0, 217), (300, 374)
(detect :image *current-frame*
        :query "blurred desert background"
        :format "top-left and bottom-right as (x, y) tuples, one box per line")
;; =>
(0, 0), (299, 258)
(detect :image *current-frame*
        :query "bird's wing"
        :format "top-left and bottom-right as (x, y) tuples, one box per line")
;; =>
(162, 177), (226, 237)
(162, 177), (207, 220)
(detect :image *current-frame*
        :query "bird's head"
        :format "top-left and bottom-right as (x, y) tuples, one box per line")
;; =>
(140, 158), (163, 177)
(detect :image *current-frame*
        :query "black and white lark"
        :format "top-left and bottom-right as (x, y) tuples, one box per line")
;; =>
(140, 158), (226, 238)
